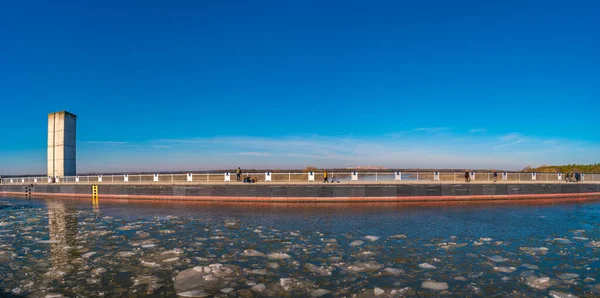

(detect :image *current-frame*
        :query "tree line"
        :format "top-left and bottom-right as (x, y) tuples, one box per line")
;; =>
(523, 164), (600, 173)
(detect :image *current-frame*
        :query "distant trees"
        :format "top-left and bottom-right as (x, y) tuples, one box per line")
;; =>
(303, 166), (319, 172)
(525, 164), (600, 173)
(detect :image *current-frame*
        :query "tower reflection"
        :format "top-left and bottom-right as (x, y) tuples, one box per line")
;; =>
(47, 201), (78, 272)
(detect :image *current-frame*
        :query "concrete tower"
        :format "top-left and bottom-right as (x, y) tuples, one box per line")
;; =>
(48, 111), (77, 177)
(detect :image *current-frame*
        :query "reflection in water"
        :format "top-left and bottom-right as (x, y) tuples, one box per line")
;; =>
(47, 201), (78, 273)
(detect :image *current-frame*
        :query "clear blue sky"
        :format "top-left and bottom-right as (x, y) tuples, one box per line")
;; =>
(1, 0), (599, 174)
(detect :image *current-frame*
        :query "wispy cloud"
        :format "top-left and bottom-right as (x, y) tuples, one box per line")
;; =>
(239, 152), (273, 157)
(412, 127), (450, 133)
(493, 133), (529, 149)
(82, 141), (130, 145)
(469, 128), (487, 133)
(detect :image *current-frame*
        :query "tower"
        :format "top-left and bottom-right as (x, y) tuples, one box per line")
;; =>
(48, 111), (77, 177)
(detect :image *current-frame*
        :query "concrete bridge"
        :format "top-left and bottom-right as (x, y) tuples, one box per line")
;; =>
(2, 181), (599, 203)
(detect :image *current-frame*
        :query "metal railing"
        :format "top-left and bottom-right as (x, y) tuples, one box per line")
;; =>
(1, 171), (598, 184)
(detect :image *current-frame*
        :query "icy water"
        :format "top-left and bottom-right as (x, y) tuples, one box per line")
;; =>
(2, 198), (600, 297)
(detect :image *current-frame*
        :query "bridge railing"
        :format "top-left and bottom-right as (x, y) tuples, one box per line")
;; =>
(1, 172), (598, 184)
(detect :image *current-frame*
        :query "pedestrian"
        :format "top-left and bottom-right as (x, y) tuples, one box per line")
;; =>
(570, 171), (574, 182)
(465, 170), (470, 183)
(323, 169), (328, 183)
(236, 167), (241, 182)
(493, 170), (498, 183)
(575, 172), (581, 183)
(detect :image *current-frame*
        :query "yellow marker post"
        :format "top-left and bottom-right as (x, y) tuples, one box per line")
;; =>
(92, 185), (99, 205)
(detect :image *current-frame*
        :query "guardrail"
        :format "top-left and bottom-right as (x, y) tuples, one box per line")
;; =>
(1, 171), (598, 184)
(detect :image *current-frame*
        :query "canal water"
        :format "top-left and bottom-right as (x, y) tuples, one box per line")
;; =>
(1, 197), (600, 297)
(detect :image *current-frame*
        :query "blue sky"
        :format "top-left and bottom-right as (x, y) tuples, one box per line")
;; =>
(1, 0), (599, 174)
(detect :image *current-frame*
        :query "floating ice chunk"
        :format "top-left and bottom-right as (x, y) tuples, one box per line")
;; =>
(116, 251), (135, 257)
(520, 247), (549, 255)
(136, 231), (150, 238)
(44, 268), (66, 279)
(280, 278), (294, 291)
(480, 237), (493, 242)
(115, 225), (139, 231)
(162, 257), (179, 263)
(176, 289), (209, 297)
(525, 276), (554, 290)
(549, 291), (579, 298)
(346, 261), (382, 272)
(520, 264), (537, 270)
(268, 262), (279, 269)
(419, 263), (436, 269)
(349, 240), (364, 247)
(141, 260), (161, 268)
(251, 283), (265, 292)
(241, 249), (266, 257)
(557, 273), (579, 280)
(421, 281), (449, 291)
(132, 275), (162, 294)
(438, 242), (467, 250)
(384, 268), (405, 276)
(268, 252), (291, 260)
(251, 269), (268, 275)
(389, 234), (407, 239)
(553, 238), (573, 244)
(466, 285), (482, 295)
(92, 268), (107, 276)
(162, 248), (184, 255)
(585, 241), (600, 248)
(44, 293), (65, 298)
(82, 252), (97, 258)
(573, 237), (589, 241)
(220, 288), (234, 293)
(494, 266), (517, 273)
(141, 244), (156, 248)
(224, 220), (240, 229)
(486, 255), (508, 262)
(37, 240), (60, 244)
(311, 289), (331, 297)
(374, 287), (385, 295)
(305, 263), (333, 276)
(365, 236), (379, 242)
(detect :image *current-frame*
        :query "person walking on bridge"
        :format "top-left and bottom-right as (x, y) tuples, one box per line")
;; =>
(236, 167), (242, 182)
(465, 170), (470, 183)
(493, 170), (498, 183)
(323, 169), (329, 183)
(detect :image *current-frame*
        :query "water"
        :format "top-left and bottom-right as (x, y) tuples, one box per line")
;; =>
(1, 197), (600, 297)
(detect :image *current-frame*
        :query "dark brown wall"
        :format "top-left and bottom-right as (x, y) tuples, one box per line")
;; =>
(2, 183), (600, 199)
